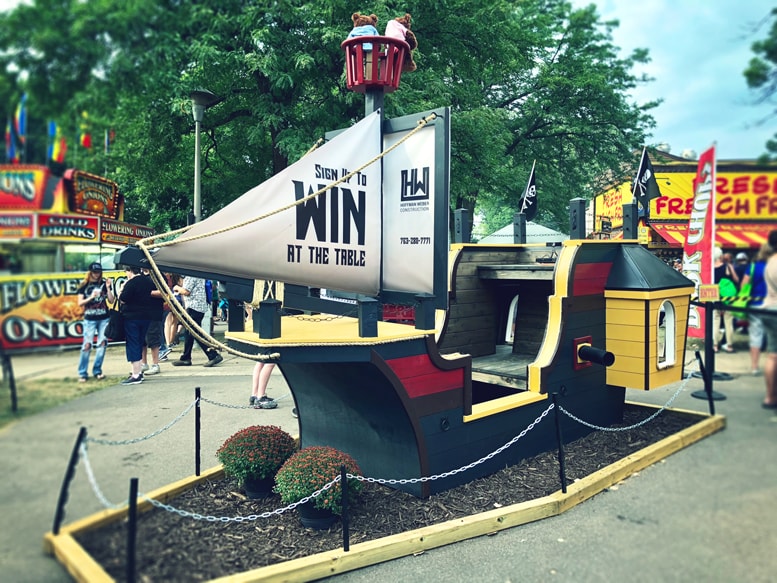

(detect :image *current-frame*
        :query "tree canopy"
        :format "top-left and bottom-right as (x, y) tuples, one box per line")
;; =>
(744, 6), (777, 162)
(0, 0), (658, 237)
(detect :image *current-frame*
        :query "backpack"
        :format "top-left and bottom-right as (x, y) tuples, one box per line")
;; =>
(205, 279), (213, 303)
(719, 277), (737, 304)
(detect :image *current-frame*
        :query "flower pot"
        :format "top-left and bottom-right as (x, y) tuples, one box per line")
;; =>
(242, 475), (274, 499)
(297, 501), (338, 530)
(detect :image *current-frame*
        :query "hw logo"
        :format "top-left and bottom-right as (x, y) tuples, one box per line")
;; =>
(400, 168), (430, 202)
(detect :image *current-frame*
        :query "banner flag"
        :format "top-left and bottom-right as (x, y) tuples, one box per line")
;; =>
(154, 111), (383, 294)
(632, 146), (661, 209)
(5, 118), (16, 163)
(48, 120), (57, 160)
(104, 128), (115, 155)
(682, 145), (716, 339)
(518, 160), (537, 222)
(79, 111), (92, 148)
(13, 93), (27, 144)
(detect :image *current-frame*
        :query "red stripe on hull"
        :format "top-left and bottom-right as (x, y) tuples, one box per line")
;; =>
(386, 354), (464, 398)
(573, 262), (612, 296)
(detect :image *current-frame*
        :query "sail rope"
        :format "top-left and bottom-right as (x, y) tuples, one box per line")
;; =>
(132, 112), (439, 362)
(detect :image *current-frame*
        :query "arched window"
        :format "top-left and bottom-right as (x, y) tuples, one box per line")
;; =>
(657, 300), (676, 369)
(505, 294), (520, 344)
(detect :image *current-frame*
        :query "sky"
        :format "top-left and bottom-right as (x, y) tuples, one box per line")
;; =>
(570, 0), (775, 161)
(1, 0), (774, 161)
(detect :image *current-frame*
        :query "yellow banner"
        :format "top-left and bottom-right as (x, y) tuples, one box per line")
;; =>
(651, 170), (776, 221)
(0, 271), (125, 351)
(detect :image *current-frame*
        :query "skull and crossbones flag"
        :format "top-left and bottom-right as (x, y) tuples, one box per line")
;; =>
(519, 160), (537, 222)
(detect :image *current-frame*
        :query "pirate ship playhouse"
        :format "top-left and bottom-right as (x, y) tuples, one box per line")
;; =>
(117, 35), (695, 497)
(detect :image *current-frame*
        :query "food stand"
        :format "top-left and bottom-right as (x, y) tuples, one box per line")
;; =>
(593, 152), (777, 259)
(0, 164), (152, 352)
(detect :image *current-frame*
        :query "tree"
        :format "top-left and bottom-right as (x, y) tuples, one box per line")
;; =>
(0, 0), (657, 237)
(744, 7), (777, 162)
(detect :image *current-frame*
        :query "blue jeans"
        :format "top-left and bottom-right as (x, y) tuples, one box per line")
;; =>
(78, 318), (109, 378)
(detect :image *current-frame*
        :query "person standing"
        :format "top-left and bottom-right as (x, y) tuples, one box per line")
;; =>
(119, 265), (160, 385)
(76, 262), (115, 382)
(249, 362), (277, 408)
(734, 251), (750, 283)
(740, 242), (773, 376)
(138, 269), (166, 375)
(761, 230), (777, 409)
(164, 273), (183, 352)
(171, 275), (223, 367)
(713, 247), (739, 353)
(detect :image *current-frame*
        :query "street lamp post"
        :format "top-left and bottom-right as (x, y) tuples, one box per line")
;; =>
(189, 89), (219, 223)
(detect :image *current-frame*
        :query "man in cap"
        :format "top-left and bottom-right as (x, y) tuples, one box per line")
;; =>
(734, 251), (750, 283)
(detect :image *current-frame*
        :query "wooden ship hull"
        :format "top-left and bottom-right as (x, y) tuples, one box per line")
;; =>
(224, 240), (694, 497)
(114, 104), (694, 498)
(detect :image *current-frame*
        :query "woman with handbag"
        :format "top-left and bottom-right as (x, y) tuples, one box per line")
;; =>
(76, 262), (115, 382)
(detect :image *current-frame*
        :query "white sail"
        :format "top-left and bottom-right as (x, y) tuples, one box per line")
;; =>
(153, 111), (383, 295)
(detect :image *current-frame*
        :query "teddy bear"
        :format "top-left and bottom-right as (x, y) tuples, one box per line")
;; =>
(384, 13), (417, 72)
(347, 12), (379, 47)
(347, 13), (380, 79)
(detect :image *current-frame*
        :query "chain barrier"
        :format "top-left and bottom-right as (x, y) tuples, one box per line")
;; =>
(79, 442), (125, 510)
(86, 399), (198, 446)
(140, 478), (339, 523)
(358, 404), (556, 486)
(558, 361), (698, 432)
(290, 312), (354, 322)
(71, 362), (705, 524)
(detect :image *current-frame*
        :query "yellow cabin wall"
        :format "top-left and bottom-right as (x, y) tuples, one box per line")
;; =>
(604, 291), (692, 391)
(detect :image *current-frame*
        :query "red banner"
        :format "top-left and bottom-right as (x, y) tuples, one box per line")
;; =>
(683, 146), (716, 339)
(0, 165), (50, 210)
(36, 213), (99, 242)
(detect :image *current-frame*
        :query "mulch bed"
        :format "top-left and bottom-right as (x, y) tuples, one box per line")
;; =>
(76, 404), (704, 582)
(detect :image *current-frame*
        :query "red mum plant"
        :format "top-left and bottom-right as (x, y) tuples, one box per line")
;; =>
(274, 446), (363, 515)
(216, 425), (296, 485)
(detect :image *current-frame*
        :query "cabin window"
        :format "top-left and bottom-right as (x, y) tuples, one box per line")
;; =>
(505, 294), (520, 344)
(657, 300), (676, 369)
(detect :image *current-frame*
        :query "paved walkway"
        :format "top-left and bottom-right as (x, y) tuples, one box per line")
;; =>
(0, 331), (775, 582)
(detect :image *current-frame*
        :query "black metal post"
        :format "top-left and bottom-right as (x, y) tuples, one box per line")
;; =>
(341, 464), (350, 552)
(1, 351), (17, 412)
(453, 208), (470, 243)
(365, 88), (384, 118)
(622, 201), (638, 239)
(705, 301), (716, 377)
(512, 212), (527, 244)
(551, 393), (568, 494)
(126, 477), (139, 583)
(692, 349), (727, 410)
(708, 301), (733, 381)
(53, 426), (87, 534)
(568, 198), (587, 240)
(357, 297), (379, 337)
(195, 387), (201, 476)
(691, 301), (730, 398)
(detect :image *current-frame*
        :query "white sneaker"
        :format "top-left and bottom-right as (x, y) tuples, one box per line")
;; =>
(145, 364), (160, 375)
(141, 363), (150, 372)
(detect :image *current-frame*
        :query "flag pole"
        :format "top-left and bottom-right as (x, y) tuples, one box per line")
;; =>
(520, 159), (536, 214)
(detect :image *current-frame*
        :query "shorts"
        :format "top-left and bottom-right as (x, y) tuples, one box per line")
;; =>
(748, 313), (764, 350)
(125, 319), (152, 362)
(145, 320), (164, 349)
(763, 308), (777, 353)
